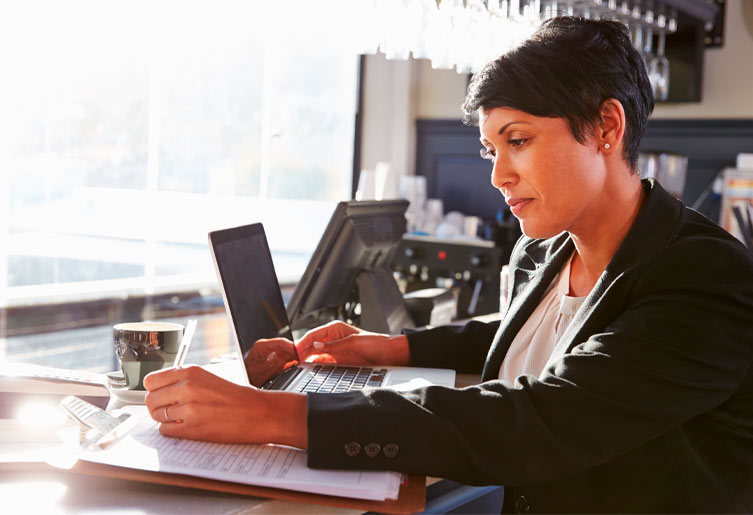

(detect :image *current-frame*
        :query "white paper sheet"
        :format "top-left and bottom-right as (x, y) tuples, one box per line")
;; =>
(75, 406), (400, 501)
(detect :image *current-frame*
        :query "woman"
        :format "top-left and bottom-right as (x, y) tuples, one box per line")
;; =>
(145, 17), (753, 512)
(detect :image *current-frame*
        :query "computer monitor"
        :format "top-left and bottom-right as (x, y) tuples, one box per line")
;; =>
(286, 199), (414, 335)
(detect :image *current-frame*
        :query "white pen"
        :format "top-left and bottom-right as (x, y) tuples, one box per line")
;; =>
(95, 410), (149, 450)
(173, 319), (198, 368)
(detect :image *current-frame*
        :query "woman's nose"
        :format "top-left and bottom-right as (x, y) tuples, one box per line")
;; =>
(490, 158), (515, 191)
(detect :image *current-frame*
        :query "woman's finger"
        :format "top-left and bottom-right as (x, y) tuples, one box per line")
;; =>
(295, 328), (327, 353)
(145, 366), (222, 416)
(297, 321), (356, 352)
(144, 370), (195, 412)
(144, 384), (175, 411)
(298, 337), (345, 361)
(143, 366), (184, 391)
(155, 402), (222, 441)
(246, 351), (285, 386)
(304, 352), (337, 364)
(302, 336), (368, 365)
(152, 402), (184, 424)
(254, 338), (296, 356)
(158, 415), (191, 438)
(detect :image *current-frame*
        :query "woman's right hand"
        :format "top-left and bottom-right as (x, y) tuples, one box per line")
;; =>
(244, 338), (299, 387)
(295, 320), (410, 367)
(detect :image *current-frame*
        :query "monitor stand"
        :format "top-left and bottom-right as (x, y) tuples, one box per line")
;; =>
(356, 267), (415, 334)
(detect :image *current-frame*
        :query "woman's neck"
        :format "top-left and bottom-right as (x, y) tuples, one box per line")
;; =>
(568, 173), (645, 297)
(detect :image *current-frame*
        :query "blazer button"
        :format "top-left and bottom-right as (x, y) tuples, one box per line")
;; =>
(364, 442), (381, 458)
(515, 495), (531, 514)
(383, 442), (399, 458)
(344, 442), (361, 457)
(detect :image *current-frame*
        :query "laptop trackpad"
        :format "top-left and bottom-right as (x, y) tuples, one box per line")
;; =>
(385, 376), (433, 391)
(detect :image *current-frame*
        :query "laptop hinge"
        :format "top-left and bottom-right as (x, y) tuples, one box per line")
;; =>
(261, 365), (303, 391)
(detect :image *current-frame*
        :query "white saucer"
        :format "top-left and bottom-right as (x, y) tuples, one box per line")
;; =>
(109, 385), (147, 404)
(107, 373), (147, 404)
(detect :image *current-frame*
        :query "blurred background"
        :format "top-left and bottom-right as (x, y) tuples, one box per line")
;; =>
(1, 0), (752, 372)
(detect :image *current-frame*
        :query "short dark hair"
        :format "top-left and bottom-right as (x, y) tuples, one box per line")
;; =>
(462, 16), (654, 171)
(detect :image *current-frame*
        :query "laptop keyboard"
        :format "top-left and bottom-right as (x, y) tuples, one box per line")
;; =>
(292, 365), (388, 393)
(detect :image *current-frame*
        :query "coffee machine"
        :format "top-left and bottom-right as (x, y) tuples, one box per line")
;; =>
(391, 234), (503, 319)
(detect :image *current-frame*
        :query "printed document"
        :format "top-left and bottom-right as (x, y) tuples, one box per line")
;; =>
(74, 407), (401, 501)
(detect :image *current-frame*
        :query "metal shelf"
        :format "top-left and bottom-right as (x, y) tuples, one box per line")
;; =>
(663, 0), (720, 25)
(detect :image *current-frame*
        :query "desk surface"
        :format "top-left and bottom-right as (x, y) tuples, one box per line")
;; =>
(1, 310), (492, 513)
(2, 466), (364, 514)
(2, 370), (480, 515)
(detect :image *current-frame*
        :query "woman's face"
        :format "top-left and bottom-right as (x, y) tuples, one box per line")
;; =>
(479, 106), (607, 239)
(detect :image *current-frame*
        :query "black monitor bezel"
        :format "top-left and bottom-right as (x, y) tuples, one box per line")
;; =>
(286, 199), (409, 331)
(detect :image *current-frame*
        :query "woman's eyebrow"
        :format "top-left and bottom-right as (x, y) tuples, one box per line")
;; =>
(498, 121), (527, 135)
(479, 121), (530, 143)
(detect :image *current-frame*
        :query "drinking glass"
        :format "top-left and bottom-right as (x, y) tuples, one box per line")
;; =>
(348, 0), (380, 55)
(378, 0), (411, 60)
(407, 0), (436, 60)
(651, 29), (670, 101)
(460, 0), (490, 73)
(427, 0), (458, 69)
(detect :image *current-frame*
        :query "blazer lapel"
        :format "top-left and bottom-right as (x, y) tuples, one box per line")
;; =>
(543, 179), (685, 369)
(481, 233), (574, 381)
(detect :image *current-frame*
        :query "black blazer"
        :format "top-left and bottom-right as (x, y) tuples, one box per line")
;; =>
(307, 180), (753, 513)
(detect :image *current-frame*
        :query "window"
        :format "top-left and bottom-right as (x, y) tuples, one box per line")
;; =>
(1, 1), (360, 309)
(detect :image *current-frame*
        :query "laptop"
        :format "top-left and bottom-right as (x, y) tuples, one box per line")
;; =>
(208, 223), (455, 392)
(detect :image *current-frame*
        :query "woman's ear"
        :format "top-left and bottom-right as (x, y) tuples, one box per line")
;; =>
(597, 98), (626, 154)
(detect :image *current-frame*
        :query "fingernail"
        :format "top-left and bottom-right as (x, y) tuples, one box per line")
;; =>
(266, 351), (277, 361)
(313, 341), (324, 349)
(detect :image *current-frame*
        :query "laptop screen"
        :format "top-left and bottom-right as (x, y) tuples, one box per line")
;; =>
(210, 224), (296, 385)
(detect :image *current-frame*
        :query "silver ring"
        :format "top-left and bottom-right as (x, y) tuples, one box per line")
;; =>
(164, 405), (171, 423)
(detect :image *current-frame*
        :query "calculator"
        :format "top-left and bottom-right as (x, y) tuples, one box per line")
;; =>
(60, 395), (129, 434)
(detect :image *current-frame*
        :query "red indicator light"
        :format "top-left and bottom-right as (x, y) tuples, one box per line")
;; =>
(438, 250), (447, 260)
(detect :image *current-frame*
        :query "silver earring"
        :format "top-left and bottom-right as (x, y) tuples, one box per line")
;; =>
(604, 143), (611, 150)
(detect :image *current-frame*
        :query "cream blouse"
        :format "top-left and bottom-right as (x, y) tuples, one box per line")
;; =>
(498, 253), (587, 383)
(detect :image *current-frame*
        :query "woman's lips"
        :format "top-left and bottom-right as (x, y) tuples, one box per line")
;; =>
(507, 198), (533, 216)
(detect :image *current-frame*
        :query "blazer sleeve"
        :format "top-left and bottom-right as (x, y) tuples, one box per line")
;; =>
(306, 236), (753, 486)
(405, 319), (500, 374)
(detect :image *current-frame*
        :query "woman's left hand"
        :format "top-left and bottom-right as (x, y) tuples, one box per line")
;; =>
(244, 337), (299, 387)
(143, 365), (307, 447)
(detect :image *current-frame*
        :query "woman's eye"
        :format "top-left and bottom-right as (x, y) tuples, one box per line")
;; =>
(480, 148), (496, 161)
(508, 138), (527, 148)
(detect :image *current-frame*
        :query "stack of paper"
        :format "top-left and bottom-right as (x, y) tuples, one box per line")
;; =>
(75, 407), (401, 501)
